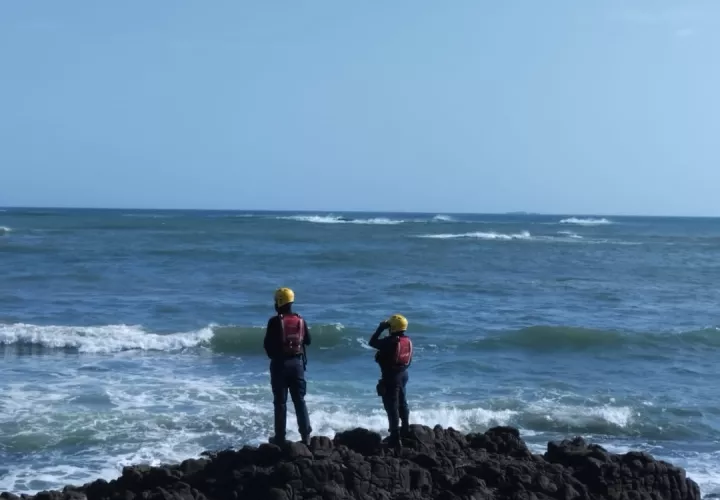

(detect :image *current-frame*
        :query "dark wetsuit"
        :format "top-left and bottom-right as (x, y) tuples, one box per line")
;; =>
(264, 312), (312, 440)
(369, 328), (411, 438)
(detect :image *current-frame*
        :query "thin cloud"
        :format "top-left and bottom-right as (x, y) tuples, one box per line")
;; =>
(614, 6), (700, 39)
(619, 6), (698, 25)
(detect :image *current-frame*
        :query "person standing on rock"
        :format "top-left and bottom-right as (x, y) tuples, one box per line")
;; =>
(369, 314), (413, 448)
(263, 287), (313, 445)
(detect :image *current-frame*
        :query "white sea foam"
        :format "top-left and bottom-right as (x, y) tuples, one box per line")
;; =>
(0, 226), (11, 233)
(678, 460), (720, 497)
(278, 215), (344, 224)
(0, 381), (650, 495)
(0, 370), (231, 493)
(0, 367), (714, 496)
(0, 354), (543, 493)
(432, 215), (454, 222)
(415, 230), (625, 245)
(353, 218), (404, 225)
(557, 230), (583, 239)
(524, 399), (635, 429)
(559, 217), (612, 226)
(0, 323), (213, 353)
(304, 403), (518, 440)
(417, 231), (532, 240)
(278, 215), (403, 225)
(0, 322), (354, 355)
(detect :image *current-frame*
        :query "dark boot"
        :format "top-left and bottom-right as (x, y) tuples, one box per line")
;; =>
(269, 435), (286, 446)
(387, 430), (402, 450)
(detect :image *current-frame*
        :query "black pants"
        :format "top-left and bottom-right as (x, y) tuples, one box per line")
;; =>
(380, 369), (409, 435)
(270, 357), (312, 439)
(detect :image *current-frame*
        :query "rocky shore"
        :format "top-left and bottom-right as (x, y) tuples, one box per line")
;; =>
(0, 425), (701, 500)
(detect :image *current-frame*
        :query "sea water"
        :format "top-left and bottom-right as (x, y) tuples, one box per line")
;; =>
(1, 209), (719, 495)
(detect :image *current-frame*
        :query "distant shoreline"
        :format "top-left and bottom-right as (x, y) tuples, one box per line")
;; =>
(1, 206), (717, 219)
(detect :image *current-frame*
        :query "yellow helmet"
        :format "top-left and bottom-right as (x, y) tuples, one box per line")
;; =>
(387, 314), (408, 333)
(274, 287), (295, 307)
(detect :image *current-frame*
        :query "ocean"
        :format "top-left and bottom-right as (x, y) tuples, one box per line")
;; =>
(1, 208), (719, 496)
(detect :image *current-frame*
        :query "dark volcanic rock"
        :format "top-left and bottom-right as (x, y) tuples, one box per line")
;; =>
(2, 425), (701, 500)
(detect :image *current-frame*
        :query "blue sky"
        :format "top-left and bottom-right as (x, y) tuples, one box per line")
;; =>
(1, 1), (718, 215)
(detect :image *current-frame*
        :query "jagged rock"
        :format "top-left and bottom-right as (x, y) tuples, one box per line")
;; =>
(333, 427), (383, 456)
(1, 425), (701, 500)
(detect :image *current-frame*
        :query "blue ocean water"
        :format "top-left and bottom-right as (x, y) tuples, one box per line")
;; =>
(1, 208), (720, 495)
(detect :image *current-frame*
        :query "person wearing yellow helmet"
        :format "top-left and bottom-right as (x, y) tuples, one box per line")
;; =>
(263, 287), (312, 445)
(369, 313), (413, 448)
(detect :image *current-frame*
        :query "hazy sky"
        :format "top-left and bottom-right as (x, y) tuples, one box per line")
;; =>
(1, 1), (719, 215)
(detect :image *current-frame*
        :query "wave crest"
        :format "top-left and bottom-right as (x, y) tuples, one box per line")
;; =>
(474, 325), (720, 351)
(0, 323), (213, 354)
(557, 230), (582, 239)
(560, 217), (612, 226)
(6, 322), (718, 357)
(417, 231), (532, 240)
(278, 215), (403, 225)
(276, 214), (459, 225)
(0, 322), (354, 355)
(210, 323), (349, 354)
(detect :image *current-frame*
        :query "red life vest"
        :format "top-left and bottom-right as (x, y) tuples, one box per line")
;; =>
(394, 336), (412, 366)
(279, 313), (305, 356)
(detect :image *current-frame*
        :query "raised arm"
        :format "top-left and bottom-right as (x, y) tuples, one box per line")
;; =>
(368, 321), (388, 350)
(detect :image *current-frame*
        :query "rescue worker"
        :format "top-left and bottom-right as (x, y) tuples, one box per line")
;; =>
(369, 314), (412, 448)
(263, 287), (312, 445)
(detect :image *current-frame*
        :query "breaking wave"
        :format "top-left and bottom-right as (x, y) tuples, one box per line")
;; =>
(417, 231), (532, 240)
(4, 322), (719, 356)
(0, 322), (359, 355)
(304, 398), (643, 439)
(275, 214), (461, 225)
(557, 230), (583, 239)
(209, 323), (355, 354)
(415, 231), (595, 242)
(0, 227), (11, 234)
(560, 217), (612, 226)
(0, 323), (213, 354)
(277, 215), (404, 225)
(414, 231), (631, 244)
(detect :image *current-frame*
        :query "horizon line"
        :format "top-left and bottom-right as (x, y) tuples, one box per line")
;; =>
(1, 205), (719, 219)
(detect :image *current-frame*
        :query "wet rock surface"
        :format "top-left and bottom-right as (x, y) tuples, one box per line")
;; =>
(1, 424), (701, 500)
